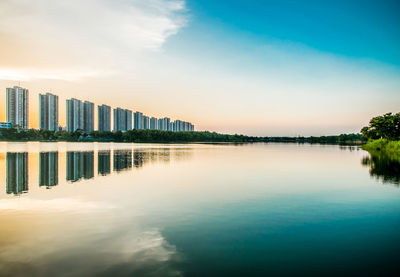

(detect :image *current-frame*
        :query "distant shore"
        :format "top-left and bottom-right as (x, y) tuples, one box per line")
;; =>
(0, 128), (366, 145)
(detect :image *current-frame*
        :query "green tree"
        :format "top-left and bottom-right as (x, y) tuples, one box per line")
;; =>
(361, 112), (400, 141)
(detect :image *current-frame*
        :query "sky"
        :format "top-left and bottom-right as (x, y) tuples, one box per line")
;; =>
(0, 0), (399, 136)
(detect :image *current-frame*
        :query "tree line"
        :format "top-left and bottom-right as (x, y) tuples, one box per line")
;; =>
(0, 127), (365, 145)
(0, 128), (259, 143)
(361, 112), (400, 141)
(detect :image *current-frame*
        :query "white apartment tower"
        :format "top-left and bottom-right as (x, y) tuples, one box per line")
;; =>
(83, 101), (94, 133)
(39, 93), (59, 131)
(66, 98), (94, 133)
(98, 104), (111, 132)
(6, 86), (29, 129)
(66, 98), (83, 132)
(114, 108), (132, 131)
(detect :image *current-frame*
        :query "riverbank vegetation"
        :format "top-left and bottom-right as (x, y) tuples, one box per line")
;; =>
(0, 129), (257, 143)
(0, 127), (365, 145)
(362, 139), (400, 155)
(267, 133), (365, 145)
(361, 112), (400, 155)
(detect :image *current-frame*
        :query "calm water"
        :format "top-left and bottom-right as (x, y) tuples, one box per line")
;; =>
(0, 142), (399, 277)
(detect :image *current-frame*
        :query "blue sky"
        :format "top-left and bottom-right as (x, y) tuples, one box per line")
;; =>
(0, 0), (399, 135)
(179, 0), (400, 65)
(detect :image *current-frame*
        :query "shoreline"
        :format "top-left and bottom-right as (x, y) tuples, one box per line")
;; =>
(0, 139), (364, 146)
(361, 139), (400, 163)
(361, 139), (400, 153)
(0, 128), (366, 145)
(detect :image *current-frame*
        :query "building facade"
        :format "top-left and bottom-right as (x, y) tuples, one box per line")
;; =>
(150, 117), (158, 130)
(66, 98), (94, 133)
(6, 86), (29, 129)
(161, 117), (170, 131)
(0, 122), (13, 129)
(66, 98), (83, 132)
(98, 104), (111, 132)
(83, 101), (94, 133)
(114, 108), (132, 131)
(126, 110), (133, 131)
(113, 108), (126, 131)
(143, 115), (149, 129)
(134, 112), (143, 130)
(39, 93), (59, 131)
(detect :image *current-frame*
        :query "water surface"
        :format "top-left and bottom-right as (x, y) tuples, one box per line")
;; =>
(0, 142), (399, 276)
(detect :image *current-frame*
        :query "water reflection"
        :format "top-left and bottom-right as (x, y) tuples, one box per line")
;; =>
(66, 151), (95, 182)
(114, 150), (132, 172)
(98, 150), (111, 176)
(1, 143), (400, 277)
(362, 152), (400, 186)
(3, 148), (193, 195)
(6, 153), (28, 195)
(39, 152), (58, 188)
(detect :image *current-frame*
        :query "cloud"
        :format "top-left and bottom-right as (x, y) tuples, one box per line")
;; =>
(0, 0), (187, 80)
(0, 197), (115, 211)
(0, 68), (104, 81)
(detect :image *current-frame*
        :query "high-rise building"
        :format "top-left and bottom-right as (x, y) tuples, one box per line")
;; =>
(114, 108), (132, 131)
(162, 117), (170, 131)
(39, 93), (58, 131)
(66, 98), (83, 132)
(6, 86), (29, 129)
(98, 104), (111, 132)
(174, 120), (182, 132)
(66, 98), (93, 133)
(157, 118), (163, 131)
(126, 110), (133, 131)
(143, 115), (149, 129)
(114, 108), (125, 131)
(150, 117), (158, 130)
(83, 101), (94, 133)
(134, 112), (143, 130)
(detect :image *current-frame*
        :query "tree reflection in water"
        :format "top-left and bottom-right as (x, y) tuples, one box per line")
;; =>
(362, 152), (400, 186)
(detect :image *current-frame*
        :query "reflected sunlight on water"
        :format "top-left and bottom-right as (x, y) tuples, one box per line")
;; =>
(0, 142), (399, 277)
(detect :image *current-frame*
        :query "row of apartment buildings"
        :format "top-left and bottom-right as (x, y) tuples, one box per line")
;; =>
(108, 107), (195, 132)
(4, 86), (195, 132)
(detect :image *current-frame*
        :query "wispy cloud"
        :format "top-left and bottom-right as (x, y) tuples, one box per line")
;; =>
(0, 197), (115, 211)
(0, 0), (187, 80)
(0, 68), (106, 81)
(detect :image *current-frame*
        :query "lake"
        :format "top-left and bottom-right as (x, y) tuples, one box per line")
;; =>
(0, 142), (399, 277)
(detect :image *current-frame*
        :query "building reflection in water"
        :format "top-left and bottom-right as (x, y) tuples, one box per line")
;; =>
(133, 150), (145, 168)
(66, 151), (94, 182)
(39, 152), (58, 188)
(4, 148), (192, 195)
(6, 152), (28, 195)
(98, 150), (111, 176)
(114, 150), (132, 172)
